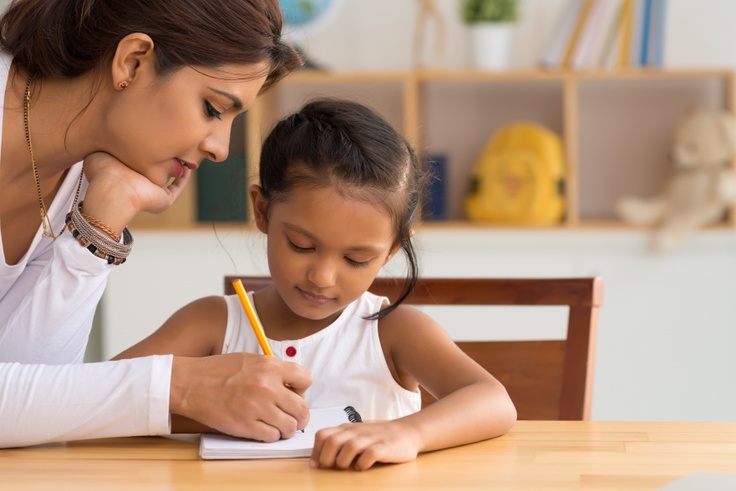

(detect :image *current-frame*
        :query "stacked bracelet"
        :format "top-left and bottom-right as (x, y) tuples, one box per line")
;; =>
(65, 202), (133, 265)
(81, 213), (120, 243)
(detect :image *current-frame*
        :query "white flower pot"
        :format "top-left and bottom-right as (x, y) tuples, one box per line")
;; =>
(468, 23), (514, 71)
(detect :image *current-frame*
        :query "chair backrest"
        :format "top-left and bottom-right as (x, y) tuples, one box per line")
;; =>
(224, 276), (604, 421)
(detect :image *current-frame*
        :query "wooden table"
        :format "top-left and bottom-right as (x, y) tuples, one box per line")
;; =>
(2, 421), (736, 490)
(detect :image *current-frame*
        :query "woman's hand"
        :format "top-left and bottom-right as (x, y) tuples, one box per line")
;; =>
(81, 152), (192, 233)
(170, 353), (313, 442)
(310, 420), (423, 471)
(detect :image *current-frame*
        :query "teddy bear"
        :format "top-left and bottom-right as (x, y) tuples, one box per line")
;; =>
(617, 109), (736, 252)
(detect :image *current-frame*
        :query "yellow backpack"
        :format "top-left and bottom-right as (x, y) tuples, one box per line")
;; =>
(465, 122), (566, 226)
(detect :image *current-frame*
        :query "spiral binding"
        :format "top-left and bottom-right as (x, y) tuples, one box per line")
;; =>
(343, 406), (362, 423)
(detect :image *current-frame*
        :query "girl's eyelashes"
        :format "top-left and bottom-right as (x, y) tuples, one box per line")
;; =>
(287, 239), (311, 253)
(204, 100), (222, 120)
(287, 237), (371, 268)
(346, 257), (371, 269)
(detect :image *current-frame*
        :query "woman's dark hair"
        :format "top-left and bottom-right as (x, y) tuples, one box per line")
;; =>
(0, 0), (301, 91)
(259, 98), (426, 319)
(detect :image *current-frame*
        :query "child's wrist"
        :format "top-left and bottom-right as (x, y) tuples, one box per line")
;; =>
(395, 418), (426, 453)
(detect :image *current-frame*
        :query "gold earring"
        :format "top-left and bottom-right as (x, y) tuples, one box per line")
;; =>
(117, 80), (130, 90)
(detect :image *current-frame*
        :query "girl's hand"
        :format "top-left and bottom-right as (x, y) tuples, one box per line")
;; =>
(81, 152), (192, 232)
(310, 421), (423, 471)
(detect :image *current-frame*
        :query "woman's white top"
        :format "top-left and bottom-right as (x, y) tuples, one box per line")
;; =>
(223, 291), (421, 421)
(0, 50), (171, 447)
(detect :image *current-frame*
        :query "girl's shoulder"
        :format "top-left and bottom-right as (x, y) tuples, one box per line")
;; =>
(159, 295), (229, 354)
(375, 298), (459, 392)
(376, 301), (445, 342)
(113, 295), (228, 359)
(175, 295), (229, 321)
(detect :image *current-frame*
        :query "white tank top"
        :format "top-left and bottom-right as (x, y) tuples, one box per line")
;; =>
(223, 291), (421, 421)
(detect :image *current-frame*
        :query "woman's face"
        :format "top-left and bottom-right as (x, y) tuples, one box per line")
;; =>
(103, 62), (268, 187)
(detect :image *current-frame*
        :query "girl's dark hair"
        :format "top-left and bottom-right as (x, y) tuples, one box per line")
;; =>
(0, 0), (301, 91)
(259, 98), (426, 319)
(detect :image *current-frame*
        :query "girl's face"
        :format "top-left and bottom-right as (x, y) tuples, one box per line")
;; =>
(256, 184), (399, 322)
(103, 63), (268, 187)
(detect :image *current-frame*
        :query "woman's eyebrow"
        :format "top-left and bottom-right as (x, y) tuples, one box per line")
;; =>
(208, 87), (243, 111)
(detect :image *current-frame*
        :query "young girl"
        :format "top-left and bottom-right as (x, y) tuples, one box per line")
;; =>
(115, 98), (516, 470)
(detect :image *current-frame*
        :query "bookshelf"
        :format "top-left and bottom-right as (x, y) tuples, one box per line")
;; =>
(131, 68), (736, 231)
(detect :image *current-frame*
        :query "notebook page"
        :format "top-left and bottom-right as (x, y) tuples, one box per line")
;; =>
(200, 406), (358, 460)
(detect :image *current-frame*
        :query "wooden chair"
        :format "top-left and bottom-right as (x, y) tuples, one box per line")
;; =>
(224, 276), (604, 421)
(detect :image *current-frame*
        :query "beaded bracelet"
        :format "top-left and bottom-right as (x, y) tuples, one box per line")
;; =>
(65, 202), (133, 265)
(66, 220), (128, 265)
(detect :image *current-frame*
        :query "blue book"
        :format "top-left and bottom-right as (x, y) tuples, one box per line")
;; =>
(628, 0), (645, 67)
(423, 155), (447, 221)
(648, 0), (667, 66)
(638, 0), (652, 65)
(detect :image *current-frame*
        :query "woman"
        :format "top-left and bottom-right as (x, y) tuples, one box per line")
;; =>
(0, 0), (311, 448)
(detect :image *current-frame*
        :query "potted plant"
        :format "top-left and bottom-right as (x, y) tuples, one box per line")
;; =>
(461, 0), (518, 70)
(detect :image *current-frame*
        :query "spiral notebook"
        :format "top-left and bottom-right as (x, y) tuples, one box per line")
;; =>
(199, 406), (362, 460)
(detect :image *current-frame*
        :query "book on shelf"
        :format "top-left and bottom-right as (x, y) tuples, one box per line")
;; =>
(570, 0), (623, 70)
(599, 0), (627, 68)
(423, 154), (447, 221)
(199, 406), (362, 460)
(568, 0), (602, 69)
(196, 154), (247, 222)
(539, 0), (588, 68)
(625, 0), (642, 66)
(620, 0), (638, 67)
(561, 0), (596, 68)
(638, 0), (652, 65)
(646, 0), (667, 66)
(634, 0), (668, 67)
(540, 0), (667, 70)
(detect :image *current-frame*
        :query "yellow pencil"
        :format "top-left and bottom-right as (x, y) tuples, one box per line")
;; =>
(232, 279), (274, 357)
(232, 280), (305, 432)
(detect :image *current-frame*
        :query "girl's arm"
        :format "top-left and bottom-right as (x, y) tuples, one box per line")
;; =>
(311, 305), (516, 471)
(113, 296), (228, 360)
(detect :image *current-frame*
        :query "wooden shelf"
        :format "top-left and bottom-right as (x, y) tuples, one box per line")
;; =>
(133, 69), (736, 230)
